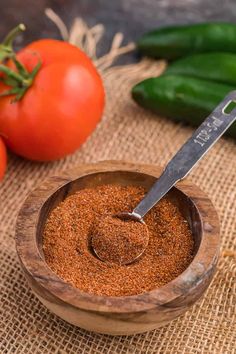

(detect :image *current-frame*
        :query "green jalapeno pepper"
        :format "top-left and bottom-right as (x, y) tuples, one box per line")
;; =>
(132, 75), (236, 139)
(165, 53), (236, 86)
(137, 23), (236, 60)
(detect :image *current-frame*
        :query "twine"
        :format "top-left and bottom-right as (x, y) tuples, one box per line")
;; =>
(45, 8), (136, 70)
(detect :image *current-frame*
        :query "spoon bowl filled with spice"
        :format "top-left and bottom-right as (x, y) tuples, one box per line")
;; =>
(16, 160), (220, 335)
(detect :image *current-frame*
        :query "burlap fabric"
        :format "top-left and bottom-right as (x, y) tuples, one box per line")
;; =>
(0, 57), (235, 353)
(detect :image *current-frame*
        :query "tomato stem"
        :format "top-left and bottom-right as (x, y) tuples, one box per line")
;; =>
(3, 24), (26, 48)
(0, 64), (24, 83)
(0, 24), (41, 102)
(0, 24), (26, 62)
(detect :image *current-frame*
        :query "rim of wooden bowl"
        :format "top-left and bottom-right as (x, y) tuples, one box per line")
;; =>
(16, 160), (220, 313)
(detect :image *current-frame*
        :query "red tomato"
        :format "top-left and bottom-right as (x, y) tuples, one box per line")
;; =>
(0, 137), (7, 180)
(0, 40), (105, 161)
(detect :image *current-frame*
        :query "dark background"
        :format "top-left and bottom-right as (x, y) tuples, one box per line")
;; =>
(1, 0), (236, 64)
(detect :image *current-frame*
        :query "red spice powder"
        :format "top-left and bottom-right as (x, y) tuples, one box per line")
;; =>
(91, 215), (149, 265)
(43, 185), (194, 296)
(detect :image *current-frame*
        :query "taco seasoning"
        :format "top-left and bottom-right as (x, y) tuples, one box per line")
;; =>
(43, 184), (194, 297)
(91, 214), (149, 265)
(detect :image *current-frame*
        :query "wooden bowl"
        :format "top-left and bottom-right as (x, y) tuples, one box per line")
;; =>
(16, 161), (220, 335)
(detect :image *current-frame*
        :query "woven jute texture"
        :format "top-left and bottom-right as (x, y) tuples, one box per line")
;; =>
(0, 58), (235, 354)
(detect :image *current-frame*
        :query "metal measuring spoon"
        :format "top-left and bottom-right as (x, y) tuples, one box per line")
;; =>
(92, 91), (236, 265)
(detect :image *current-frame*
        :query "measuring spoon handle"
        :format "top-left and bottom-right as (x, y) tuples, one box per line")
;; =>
(133, 91), (236, 219)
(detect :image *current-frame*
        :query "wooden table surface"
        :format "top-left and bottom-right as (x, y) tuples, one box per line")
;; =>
(1, 0), (236, 64)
